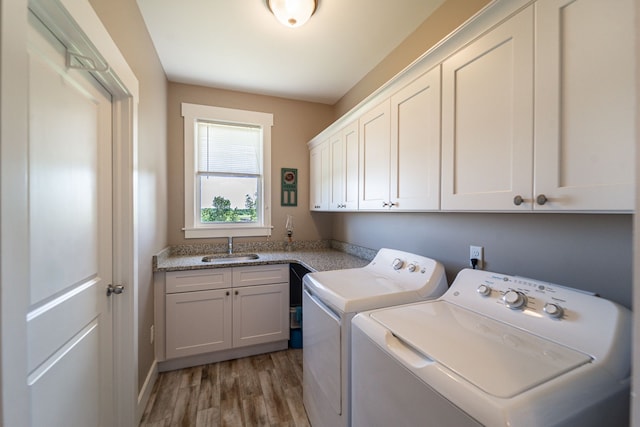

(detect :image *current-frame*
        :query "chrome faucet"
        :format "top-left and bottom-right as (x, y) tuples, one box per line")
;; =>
(228, 236), (233, 254)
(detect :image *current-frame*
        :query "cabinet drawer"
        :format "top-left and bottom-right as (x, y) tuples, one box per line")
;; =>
(166, 268), (232, 293)
(232, 264), (288, 287)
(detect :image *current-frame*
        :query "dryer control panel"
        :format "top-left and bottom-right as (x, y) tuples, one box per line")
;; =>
(441, 268), (631, 361)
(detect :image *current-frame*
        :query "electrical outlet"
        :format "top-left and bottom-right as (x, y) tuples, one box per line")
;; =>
(150, 325), (154, 345)
(470, 245), (484, 269)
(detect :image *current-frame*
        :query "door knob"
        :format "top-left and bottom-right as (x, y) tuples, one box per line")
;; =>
(106, 284), (124, 297)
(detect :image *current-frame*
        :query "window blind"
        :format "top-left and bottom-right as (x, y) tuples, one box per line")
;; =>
(197, 121), (262, 175)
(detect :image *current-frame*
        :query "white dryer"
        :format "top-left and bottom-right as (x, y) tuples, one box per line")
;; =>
(351, 268), (632, 427)
(302, 248), (447, 427)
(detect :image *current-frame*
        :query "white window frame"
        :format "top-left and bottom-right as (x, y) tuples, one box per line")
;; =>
(182, 103), (273, 238)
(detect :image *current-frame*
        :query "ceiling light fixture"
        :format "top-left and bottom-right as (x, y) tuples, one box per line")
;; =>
(267, 0), (317, 28)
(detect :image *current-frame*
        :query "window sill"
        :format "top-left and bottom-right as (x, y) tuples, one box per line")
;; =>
(183, 226), (273, 239)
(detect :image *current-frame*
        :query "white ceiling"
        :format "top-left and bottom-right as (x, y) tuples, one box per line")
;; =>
(136, 0), (446, 104)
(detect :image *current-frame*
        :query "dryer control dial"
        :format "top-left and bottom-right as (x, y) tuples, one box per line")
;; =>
(392, 258), (404, 270)
(503, 290), (527, 310)
(543, 303), (564, 319)
(407, 263), (417, 272)
(476, 284), (492, 297)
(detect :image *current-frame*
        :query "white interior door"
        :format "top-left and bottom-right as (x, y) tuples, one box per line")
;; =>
(26, 12), (115, 426)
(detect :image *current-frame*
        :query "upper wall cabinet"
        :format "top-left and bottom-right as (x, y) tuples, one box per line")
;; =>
(330, 121), (359, 210)
(359, 66), (442, 211)
(309, 0), (634, 213)
(310, 139), (329, 211)
(533, 0), (634, 211)
(441, 6), (534, 211)
(442, 0), (634, 212)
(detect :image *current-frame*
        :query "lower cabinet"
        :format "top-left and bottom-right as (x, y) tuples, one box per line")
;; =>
(232, 282), (289, 348)
(163, 264), (289, 361)
(166, 288), (232, 359)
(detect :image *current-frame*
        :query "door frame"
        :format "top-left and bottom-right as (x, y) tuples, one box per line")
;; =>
(0, 0), (139, 425)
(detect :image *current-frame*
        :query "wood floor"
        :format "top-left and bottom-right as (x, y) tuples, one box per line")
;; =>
(139, 349), (310, 427)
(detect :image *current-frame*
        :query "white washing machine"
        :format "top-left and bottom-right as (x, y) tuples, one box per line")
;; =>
(351, 268), (632, 427)
(302, 248), (447, 427)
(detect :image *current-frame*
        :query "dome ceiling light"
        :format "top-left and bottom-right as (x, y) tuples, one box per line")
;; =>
(267, 0), (318, 28)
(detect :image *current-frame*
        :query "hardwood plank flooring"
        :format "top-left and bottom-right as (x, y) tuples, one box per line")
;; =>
(140, 349), (310, 427)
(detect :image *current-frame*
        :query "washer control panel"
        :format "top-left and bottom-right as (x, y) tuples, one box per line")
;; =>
(389, 257), (426, 274)
(378, 255), (434, 277)
(364, 248), (448, 297)
(468, 271), (578, 320)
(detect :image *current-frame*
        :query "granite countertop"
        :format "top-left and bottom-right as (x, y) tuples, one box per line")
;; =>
(153, 240), (375, 273)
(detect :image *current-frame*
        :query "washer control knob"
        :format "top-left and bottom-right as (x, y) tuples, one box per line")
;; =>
(407, 263), (417, 272)
(392, 258), (404, 270)
(503, 290), (527, 310)
(543, 303), (564, 319)
(477, 284), (492, 297)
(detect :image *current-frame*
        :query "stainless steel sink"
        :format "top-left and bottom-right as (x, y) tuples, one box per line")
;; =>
(201, 253), (259, 263)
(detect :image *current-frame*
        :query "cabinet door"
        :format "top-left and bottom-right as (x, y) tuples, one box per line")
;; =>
(342, 121), (360, 210)
(330, 121), (359, 211)
(165, 288), (232, 359)
(359, 99), (391, 210)
(329, 131), (344, 210)
(310, 140), (330, 210)
(441, 7), (534, 211)
(534, 0), (634, 211)
(232, 282), (289, 348)
(390, 66), (441, 210)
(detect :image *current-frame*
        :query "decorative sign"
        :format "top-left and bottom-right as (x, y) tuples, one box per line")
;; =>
(281, 168), (298, 206)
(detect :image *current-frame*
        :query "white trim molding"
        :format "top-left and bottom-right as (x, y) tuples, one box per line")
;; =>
(182, 102), (274, 239)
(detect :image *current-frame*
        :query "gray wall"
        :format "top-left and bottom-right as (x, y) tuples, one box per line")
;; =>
(330, 212), (632, 309)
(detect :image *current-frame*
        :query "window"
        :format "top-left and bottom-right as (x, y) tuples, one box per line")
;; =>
(182, 103), (273, 238)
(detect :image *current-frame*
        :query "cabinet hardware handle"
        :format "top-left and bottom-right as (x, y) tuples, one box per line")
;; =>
(513, 195), (524, 206)
(226, 291), (230, 296)
(235, 290), (239, 295)
(536, 194), (548, 205)
(382, 201), (390, 207)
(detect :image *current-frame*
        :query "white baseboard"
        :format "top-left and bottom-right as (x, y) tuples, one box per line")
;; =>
(136, 359), (158, 424)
